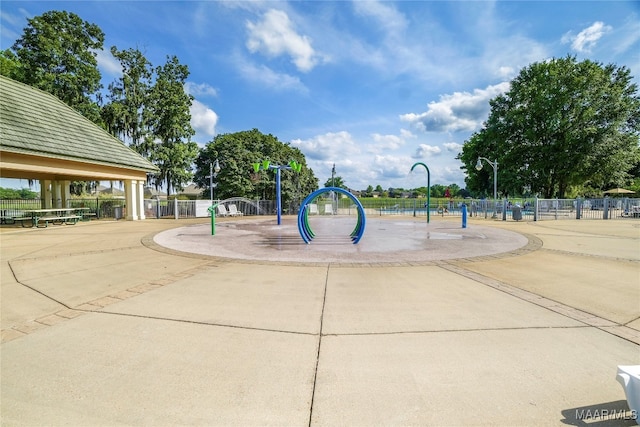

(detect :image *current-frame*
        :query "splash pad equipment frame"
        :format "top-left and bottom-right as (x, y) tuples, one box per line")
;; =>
(297, 187), (366, 244)
(410, 162), (431, 224)
(252, 160), (303, 225)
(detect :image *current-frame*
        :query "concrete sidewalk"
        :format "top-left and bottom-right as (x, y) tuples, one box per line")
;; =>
(1, 217), (639, 426)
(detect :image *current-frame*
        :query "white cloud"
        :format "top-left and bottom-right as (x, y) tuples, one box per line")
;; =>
(562, 21), (612, 53)
(246, 9), (319, 72)
(370, 133), (406, 151)
(291, 131), (461, 190)
(292, 131), (383, 188)
(352, 1), (407, 35)
(94, 49), (122, 76)
(236, 55), (308, 92)
(413, 144), (442, 158)
(372, 154), (411, 180)
(612, 16), (640, 55)
(497, 66), (516, 79)
(291, 131), (358, 161)
(443, 142), (463, 153)
(400, 82), (510, 133)
(400, 129), (416, 139)
(438, 166), (466, 186)
(190, 99), (218, 139)
(185, 82), (218, 97)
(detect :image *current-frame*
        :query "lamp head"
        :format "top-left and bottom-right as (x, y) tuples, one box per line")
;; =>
(475, 158), (483, 171)
(214, 159), (221, 173)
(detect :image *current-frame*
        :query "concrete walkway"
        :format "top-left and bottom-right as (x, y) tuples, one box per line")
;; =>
(1, 217), (638, 426)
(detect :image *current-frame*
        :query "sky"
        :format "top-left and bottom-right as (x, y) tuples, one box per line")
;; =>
(1, 0), (639, 192)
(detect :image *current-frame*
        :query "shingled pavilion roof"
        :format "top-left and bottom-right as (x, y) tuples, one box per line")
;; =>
(0, 75), (158, 181)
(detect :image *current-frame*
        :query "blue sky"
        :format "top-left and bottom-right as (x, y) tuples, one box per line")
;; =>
(2, 1), (639, 192)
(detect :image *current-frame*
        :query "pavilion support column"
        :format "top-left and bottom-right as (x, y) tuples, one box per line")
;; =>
(61, 180), (71, 208)
(137, 180), (146, 220)
(52, 181), (62, 208)
(125, 179), (138, 221)
(40, 180), (52, 209)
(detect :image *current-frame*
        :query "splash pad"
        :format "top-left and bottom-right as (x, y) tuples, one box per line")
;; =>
(153, 216), (530, 265)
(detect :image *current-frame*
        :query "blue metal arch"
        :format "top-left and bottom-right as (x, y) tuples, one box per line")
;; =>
(297, 187), (366, 244)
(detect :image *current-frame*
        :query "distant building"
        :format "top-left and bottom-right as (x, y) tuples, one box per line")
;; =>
(177, 183), (204, 199)
(144, 187), (167, 200)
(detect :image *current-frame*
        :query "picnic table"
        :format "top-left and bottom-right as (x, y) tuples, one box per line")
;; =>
(74, 207), (97, 221)
(20, 208), (82, 228)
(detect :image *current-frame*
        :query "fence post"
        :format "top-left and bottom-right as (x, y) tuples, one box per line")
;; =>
(502, 199), (507, 221)
(174, 197), (178, 219)
(534, 197), (538, 221)
(576, 197), (581, 219)
(603, 197), (609, 220)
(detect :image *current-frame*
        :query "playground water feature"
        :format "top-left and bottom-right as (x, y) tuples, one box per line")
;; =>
(153, 216), (530, 265)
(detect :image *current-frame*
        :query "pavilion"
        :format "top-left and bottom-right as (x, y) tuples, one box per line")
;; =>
(0, 76), (158, 220)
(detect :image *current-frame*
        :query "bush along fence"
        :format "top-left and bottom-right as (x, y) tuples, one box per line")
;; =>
(0, 196), (638, 222)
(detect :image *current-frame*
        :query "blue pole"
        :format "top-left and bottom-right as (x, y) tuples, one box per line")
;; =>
(261, 161), (295, 226)
(462, 204), (467, 228)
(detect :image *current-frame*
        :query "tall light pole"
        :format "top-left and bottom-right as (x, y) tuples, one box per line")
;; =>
(410, 162), (430, 223)
(476, 157), (498, 216)
(331, 163), (336, 188)
(208, 159), (220, 205)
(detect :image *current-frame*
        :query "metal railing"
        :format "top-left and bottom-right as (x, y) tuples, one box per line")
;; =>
(1, 197), (638, 222)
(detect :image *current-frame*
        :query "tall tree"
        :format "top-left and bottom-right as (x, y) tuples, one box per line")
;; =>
(194, 129), (318, 204)
(323, 176), (346, 189)
(459, 56), (640, 198)
(146, 55), (197, 195)
(10, 10), (105, 123)
(0, 49), (23, 80)
(102, 46), (153, 154)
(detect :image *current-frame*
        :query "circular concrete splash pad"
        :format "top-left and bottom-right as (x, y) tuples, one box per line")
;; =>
(153, 217), (531, 265)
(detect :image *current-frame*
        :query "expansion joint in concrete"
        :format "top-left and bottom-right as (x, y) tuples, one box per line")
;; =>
(308, 264), (330, 427)
(437, 263), (640, 345)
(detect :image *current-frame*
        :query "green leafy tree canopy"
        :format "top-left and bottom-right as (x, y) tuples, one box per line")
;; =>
(9, 10), (105, 122)
(459, 56), (640, 198)
(102, 46), (153, 152)
(147, 55), (197, 195)
(194, 129), (318, 205)
(323, 176), (346, 189)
